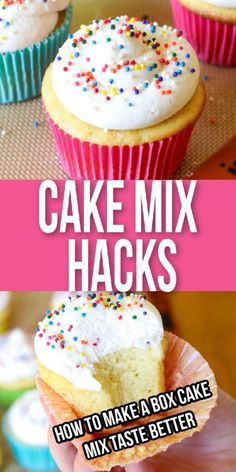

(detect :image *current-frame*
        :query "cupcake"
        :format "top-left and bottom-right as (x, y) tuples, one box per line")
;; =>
(0, 291), (12, 333)
(42, 16), (205, 180)
(35, 292), (217, 470)
(0, 328), (37, 407)
(0, 0), (73, 104)
(171, 0), (236, 66)
(3, 389), (58, 471)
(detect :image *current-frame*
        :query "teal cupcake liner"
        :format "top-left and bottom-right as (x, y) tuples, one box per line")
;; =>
(0, 5), (73, 104)
(0, 385), (35, 408)
(3, 413), (58, 471)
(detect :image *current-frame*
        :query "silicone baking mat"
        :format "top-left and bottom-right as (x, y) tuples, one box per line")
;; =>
(0, 1), (235, 179)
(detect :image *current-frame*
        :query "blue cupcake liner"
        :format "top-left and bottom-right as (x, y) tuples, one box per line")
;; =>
(2, 413), (58, 471)
(0, 5), (73, 104)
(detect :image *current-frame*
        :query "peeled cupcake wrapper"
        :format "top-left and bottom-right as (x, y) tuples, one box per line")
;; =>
(37, 332), (218, 470)
(2, 413), (57, 471)
(0, 5), (73, 104)
(45, 109), (196, 180)
(171, 0), (236, 66)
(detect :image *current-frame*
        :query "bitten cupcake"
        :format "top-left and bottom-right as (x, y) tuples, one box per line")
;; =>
(0, 328), (37, 407)
(0, 0), (73, 104)
(35, 292), (217, 470)
(3, 389), (57, 471)
(0, 291), (12, 332)
(171, 0), (236, 66)
(42, 15), (205, 180)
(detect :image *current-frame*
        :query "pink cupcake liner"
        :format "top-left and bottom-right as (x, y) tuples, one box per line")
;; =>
(45, 109), (196, 180)
(171, 0), (236, 66)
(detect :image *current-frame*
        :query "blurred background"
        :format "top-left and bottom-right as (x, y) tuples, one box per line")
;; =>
(0, 291), (235, 471)
(71, 0), (170, 28)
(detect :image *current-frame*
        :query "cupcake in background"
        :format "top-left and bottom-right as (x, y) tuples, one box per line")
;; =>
(42, 15), (205, 180)
(0, 0), (73, 104)
(0, 329), (37, 408)
(3, 389), (58, 471)
(171, 0), (236, 66)
(51, 291), (76, 308)
(0, 291), (12, 333)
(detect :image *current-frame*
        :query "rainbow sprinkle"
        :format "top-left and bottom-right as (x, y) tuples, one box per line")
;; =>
(36, 292), (151, 370)
(54, 15), (196, 105)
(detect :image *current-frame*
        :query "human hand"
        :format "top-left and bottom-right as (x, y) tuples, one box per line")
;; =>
(47, 388), (236, 472)
(45, 400), (125, 472)
(125, 388), (236, 472)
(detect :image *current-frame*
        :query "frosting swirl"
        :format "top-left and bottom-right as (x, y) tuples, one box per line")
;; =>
(52, 16), (200, 130)
(7, 389), (50, 445)
(0, 0), (70, 52)
(35, 292), (164, 392)
(0, 329), (37, 383)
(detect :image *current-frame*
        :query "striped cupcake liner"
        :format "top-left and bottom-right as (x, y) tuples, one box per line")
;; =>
(171, 0), (236, 66)
(0, 5), (73, 104)
(3, 413), (58, 471)
(45, 109), (196, 180)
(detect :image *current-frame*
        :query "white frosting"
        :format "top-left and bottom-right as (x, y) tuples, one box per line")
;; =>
(0, 329), (37, 383)
(35, 292), (164, 392)
(0, 0), (70, 52)
(203, 0), (236, 6)
(0, 291), (10, 311)
(52, 16), (200, 130)
(7, 389), (49, 446)
(51, 291), (76, 308)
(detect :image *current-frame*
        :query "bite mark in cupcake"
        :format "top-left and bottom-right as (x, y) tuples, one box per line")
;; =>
(35, 292), (165, 394)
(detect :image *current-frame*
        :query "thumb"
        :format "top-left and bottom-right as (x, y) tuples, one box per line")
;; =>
(48, 426), (77, 472)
